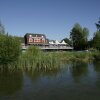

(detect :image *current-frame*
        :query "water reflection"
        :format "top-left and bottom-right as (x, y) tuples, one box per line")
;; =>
(70, 62), (88, 83)
(25, 67), (61, 81)
(0, 62), (100, 100)
(93, 61), (100, 89)
(0, 68), (23, 96)
(93, 61), (100, 72)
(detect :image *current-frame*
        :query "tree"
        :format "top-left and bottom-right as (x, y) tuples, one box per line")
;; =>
(70, 23), (82, 50)
(61, 38), (72, 46)
(87, 39), (93, 49)
(0, 22), (21, 65)
(92, 18), (100, 50)
(70, 23), (89, 50)
(81, 27), (89, 49)
(0, 34), (21, 65)
(0, 21), (5, 34)
(92, 31), (100, 50)
(95, 17), (100, 31)
(14, 36), (25, 43)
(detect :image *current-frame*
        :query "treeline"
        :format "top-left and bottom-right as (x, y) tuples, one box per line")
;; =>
(62, 18), (100, 51)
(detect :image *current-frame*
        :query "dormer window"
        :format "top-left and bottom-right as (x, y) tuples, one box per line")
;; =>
(29, 35), (32, 37)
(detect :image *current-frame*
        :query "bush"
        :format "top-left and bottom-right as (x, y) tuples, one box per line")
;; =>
(0, 34), (21, 65)
(93, 52), (100, 61)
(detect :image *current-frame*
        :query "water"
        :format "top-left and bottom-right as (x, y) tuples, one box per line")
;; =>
(0, 62), (100, 100)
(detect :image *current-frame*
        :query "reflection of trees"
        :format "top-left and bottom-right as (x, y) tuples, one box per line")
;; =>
(70, 62), (88, 83)
(0, 68), (23, 96)
(93, 61), (100, 72)
(93, 62), (100, 89)
(25, 67), (61, 81)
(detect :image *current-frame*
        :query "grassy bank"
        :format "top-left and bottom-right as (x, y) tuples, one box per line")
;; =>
(1, 46), (100, 71)
(18, 46), (100, 70)
(58, 51), (93, 62)
(18, 46), (61, 71)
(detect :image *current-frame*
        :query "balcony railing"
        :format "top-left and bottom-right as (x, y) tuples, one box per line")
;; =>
(22, 45), (73, 50)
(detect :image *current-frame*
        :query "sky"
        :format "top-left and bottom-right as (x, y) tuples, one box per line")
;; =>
(0, 0), (100, 40)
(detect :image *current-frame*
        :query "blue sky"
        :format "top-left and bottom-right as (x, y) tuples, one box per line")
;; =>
(0, 0), (100, 40)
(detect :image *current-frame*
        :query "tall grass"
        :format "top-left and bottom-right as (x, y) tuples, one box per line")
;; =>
(56, 51), (93, 62)
(1, 45), (100, 71)
(18, 46), (100, 71)
(18, 46), (61, 71)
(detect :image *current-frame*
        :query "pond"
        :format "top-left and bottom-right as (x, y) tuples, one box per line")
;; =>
(0, 62), (100, 100)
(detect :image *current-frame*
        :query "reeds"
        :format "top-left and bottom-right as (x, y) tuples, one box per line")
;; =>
(55, 51), (93, 62)
(1, 45), (100, 72)
(18, 47), (99, 71)
(18, 46), (61, 71)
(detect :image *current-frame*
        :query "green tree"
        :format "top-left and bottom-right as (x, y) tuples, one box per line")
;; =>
(81, 27), (89, 49)
(0, 34), (21, 65)
(14, 36), (25, 43)
(70, 23), (89, 50)
(61, 38), (72, 46)
(88, 39), (93, 49)
(0, 21), (5, 34)
(70, 23), (82, 50)
(95, 17), (100, 31)
(92, 31), (100, 50)
(0, 22), (21, 65)
(92, 18), (100, 50)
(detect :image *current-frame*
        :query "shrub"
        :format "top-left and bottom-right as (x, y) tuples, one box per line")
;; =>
(93, 52), (100, 61)
(0, 34), (21, 65)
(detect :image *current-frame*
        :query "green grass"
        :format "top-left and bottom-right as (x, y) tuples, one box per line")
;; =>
(17, 47), (100, 71)
(18, 46), (61, 71)
(92, 51), (100, 61)
(55, 51), (93, 62)
(1, 46), (100, 71)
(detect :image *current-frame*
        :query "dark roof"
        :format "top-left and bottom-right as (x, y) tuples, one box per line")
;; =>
(24, 33), (46, 38)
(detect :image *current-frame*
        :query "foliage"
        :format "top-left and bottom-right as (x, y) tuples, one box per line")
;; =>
(61, 38), (72, 46)
(91, 18), (100, 50)
(0, 34), (21, 65)
(0, 21), (5, 34)
(87, 17), (100, 50)
(14, 36), (25, 43)
(59, 51), (93, 62)
(0, 69), (23, 95)
(88, 39), (93, 48)
(70, 23), (89, 50)
(92, 51), (100, 61)
(95, 17), (100, 31)
(92, 31), (100, 50)
(18, 46), (61, 71)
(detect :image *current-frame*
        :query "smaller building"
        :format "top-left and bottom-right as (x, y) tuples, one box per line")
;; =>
(24, 33), (48, 45)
